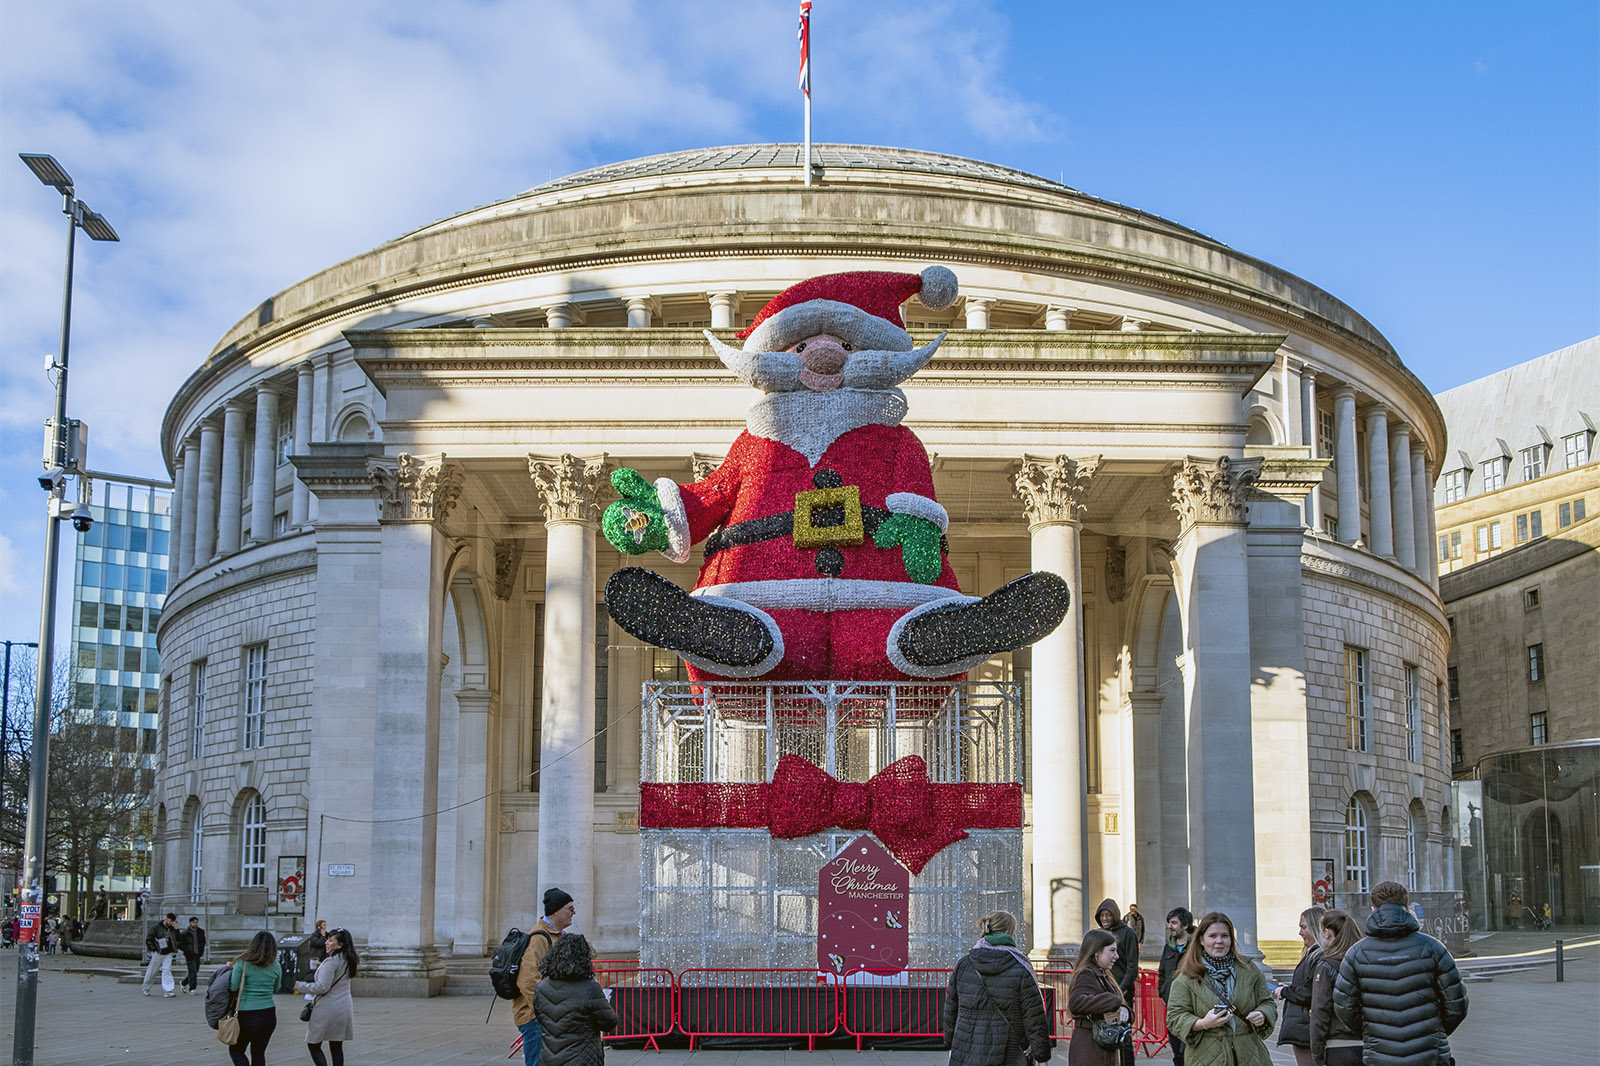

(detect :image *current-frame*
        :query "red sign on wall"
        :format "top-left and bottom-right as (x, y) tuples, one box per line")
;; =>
(817, 835), (909, 977)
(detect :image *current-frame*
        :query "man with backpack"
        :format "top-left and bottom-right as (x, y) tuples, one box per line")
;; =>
(509, 887), (575, 1066)
(141, 913), (181, 997)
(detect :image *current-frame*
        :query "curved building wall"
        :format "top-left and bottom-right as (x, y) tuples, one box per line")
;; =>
(151, 144), (1452, 975)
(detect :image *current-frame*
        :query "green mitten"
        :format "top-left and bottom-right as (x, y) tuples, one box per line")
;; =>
(873, 512), (943, 584)
(602, 468), (670, 555)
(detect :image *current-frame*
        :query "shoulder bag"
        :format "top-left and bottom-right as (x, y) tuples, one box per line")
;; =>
(1088, 972), (1133, 1050)
(216, 969), (242, 1045)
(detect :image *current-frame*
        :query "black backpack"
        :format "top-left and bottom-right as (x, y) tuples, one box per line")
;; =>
(488, 927), (552, 1000)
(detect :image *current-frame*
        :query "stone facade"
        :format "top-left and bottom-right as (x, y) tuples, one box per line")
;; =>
(152, 145), (1452, 985)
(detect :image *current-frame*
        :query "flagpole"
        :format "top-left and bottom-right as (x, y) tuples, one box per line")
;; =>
(804, 93), (812, 187)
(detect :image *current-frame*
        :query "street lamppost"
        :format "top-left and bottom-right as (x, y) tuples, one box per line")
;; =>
(14, 152), (118, 1066)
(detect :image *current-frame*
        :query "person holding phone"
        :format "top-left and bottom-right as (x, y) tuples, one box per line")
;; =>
(1164, 912), (1276, 1066)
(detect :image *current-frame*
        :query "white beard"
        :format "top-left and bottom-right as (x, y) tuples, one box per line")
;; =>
(746, 388), (909, 465)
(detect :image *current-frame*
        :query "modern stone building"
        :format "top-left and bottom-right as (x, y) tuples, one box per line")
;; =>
(152, 145), (1455, 991)
(1432, 339), (1599, 930)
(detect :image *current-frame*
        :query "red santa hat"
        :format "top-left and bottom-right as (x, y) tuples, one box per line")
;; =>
(736, 266), (959, 353)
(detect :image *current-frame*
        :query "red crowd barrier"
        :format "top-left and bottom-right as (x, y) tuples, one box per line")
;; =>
(839, 969), (951, 1050)
(1134, 969), (1168, 1058)
(596, 967), (677, 1053)
(676, 968), (840, 1051)
(1034, 968), (1074, 1039)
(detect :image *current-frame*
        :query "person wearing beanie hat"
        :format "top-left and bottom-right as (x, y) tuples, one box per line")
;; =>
(512, 887), (575, 1066)
(601, 266), (1070, 682)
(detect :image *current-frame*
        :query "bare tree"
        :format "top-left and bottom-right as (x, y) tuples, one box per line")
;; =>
(6, 653), (149, 918)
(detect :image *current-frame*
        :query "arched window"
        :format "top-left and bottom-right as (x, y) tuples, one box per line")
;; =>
(1344, 796), (1370, 894)
(1405, 808), (1419, 891)
(339, 413), (371, 442)
(190, 810), (204, 902)
(240, 795), (266, 888)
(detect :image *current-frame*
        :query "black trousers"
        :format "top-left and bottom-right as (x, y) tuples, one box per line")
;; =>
(228, 1007), (277, 1066)
(183, 954), (202, 990)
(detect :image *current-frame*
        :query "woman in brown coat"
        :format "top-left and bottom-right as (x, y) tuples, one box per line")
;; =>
(1066, 928), (1129, 1066)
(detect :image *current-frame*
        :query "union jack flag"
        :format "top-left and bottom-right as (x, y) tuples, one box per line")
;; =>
(798, 0), (812, 96)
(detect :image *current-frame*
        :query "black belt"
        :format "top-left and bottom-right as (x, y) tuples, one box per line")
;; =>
(703, 507), (949, 559)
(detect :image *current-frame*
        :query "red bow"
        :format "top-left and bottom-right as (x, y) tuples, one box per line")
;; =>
(640, 754), (1021, 874)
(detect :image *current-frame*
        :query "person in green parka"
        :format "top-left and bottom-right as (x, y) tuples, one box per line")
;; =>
(1165, 911), (1276, 1066)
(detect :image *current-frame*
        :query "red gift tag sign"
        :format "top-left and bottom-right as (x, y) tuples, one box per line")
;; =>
(817, 835), (909, 977)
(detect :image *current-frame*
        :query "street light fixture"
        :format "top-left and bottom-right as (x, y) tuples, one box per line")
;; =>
(13, 153), (118, 1066)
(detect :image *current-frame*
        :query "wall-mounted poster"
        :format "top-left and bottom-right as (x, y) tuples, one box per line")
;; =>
(277, 856), (306, 915)
(818, 835), (909, 977)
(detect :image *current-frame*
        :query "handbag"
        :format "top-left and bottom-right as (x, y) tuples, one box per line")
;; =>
(1090, 1017), (1133, 1050)
(217, 1013), (241, 1045)
(300, 959), (347, 1024)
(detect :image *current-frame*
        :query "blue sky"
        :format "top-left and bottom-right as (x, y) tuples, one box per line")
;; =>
(1, 0), (1596, 648)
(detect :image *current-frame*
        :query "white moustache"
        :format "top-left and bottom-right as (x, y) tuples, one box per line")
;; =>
(704, 332), (946, 393)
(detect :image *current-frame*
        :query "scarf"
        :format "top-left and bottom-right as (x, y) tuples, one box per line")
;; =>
(983, 932), (1016, 947)
(972, 933), (1034, 976)
(1201, 951), (1236, 1004)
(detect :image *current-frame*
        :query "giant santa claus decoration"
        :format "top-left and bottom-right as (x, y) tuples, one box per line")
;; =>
(602, 266), (1070, 682)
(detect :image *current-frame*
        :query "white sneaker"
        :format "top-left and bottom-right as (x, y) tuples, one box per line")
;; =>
(142, 989), (150, 996)
(164, 992), (176, 997)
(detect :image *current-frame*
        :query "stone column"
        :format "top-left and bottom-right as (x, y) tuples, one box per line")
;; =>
(292, 361), (314, 527)
(362, 452), (464, 993)
(1244, 457), (1327, 946)
(168, 453), (186, 589)
(1365, 406), (1393, 558)
(1044, 305), (1075, 331)
(708, 292), (737, 329)
(1389, 423), (1416, 570)
(545, 304), (573, 329)
(453, 685), (495, 957)
(1014, 454), (1099, 958)
(249, 385), (281, 545)
(528, 453), (609, 930)
(963, 298), (992, 330)
(178, 437), (201, 576)
(216, 398), (249, 558)
(625, 298), (652, 329)
(1333, 385), (1360, 544)
(1170, 456), (1262, 959)
(313, 354), (334, 442)
(193, 420), (222, 566)
(1300, 366), (1323, 530)
(1412, 451), (1435, 586)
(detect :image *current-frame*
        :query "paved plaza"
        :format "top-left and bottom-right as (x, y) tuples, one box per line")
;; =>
(0, 936), (1592, 1066)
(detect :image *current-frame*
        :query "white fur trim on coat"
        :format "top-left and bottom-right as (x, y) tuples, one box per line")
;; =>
(675, 596), (785, 679)
(692, 578), (966, 613)
(885, 493), (948, 533)
(655, 477), (692, 564)
(742, 299), (914, 355)
(885, 595), (989, 678)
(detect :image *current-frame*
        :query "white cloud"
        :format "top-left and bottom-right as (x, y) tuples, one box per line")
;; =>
(0, 532), (16, 599)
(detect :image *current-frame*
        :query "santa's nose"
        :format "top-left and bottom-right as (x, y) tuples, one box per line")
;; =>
(801, 342), (848, 375)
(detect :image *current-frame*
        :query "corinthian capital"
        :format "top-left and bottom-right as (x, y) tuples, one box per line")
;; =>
(1171, 455), (1260, 528)
(1014, 454), (1101, 528)
(367, 453), (465, 523)
(528, 453), (609, 525)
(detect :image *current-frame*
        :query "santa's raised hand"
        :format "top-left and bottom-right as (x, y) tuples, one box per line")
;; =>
(602, 468), (670, 555)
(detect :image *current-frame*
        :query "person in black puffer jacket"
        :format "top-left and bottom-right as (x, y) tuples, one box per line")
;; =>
(1334, 882), (1468, 1066)
(1310, 910), (1364, 1066)
(533, 934), (618, 1066)
(943, 911), (1052, 1066)
(1275, 906), (1325, 1065)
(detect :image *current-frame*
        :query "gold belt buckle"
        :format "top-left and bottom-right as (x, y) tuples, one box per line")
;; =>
(792, 485), (864, 549)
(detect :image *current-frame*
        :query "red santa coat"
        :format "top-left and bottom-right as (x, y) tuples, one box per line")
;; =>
(659, 423), (971, 682)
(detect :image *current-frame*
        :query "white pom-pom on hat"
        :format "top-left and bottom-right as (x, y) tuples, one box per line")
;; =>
(917, 266), (959, 311)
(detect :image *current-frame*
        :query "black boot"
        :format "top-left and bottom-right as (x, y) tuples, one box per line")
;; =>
(605, 567), (775, 671)
(896, 571), (1070, 670)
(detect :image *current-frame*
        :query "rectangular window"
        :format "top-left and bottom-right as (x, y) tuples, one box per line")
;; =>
(1560, 502), (1571, 527)
(1404, 664), (1420, 762)
(1516, 510), (1544, 542)
(1524, 587), (1541, 610)
(191, 662), (207, 761)
(273, 512), (289, 536)
(276, 416), (294, 465)
(1482, 460), (1505, 491)
(1447, 665), (1460, 702)
(1345, 646), (1369, 752)
(243, 644), (268, 749)
(1437, 535), (1450, 563)
(1475, 525), (1488, 552)
(1442, 470), (1466, 502)
(1449, 531), (1461, 558)
(1324, 516), (1338, 540)
(1521, 445), (1545, 481)
(1489, 520), (1501, 548)
(240, 796), (266, 888)
(1450, 728), (1463, 767)
(78, 602), (98, 627)
(1528, 643), (1545, 682)
(1565, 432), (1591, 469)
(1318, 409), (1335, 458)
(1530, 713), (1548, 747)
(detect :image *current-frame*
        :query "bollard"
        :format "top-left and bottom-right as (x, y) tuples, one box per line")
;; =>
(1555, 939), (1564, 982)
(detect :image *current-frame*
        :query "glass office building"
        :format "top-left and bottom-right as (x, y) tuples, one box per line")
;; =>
(67, 479), (171, 914)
